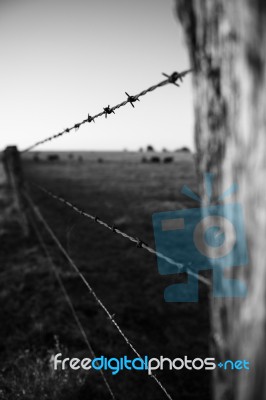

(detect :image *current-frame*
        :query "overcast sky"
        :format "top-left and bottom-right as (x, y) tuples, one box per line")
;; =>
(0, 0), (194, 152)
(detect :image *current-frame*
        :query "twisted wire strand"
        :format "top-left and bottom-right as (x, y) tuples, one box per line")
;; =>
(24, 190), (174, 400)
(22, 70), (192, 153)
(31, 182), (211, 287)
(29, 212), (116, 400)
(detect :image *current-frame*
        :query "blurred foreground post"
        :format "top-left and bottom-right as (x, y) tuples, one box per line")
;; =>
(176, 0), (266, 399)
(4, 146), (29, 237)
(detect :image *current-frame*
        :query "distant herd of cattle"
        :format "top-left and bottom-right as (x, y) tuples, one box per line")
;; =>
(141, 156), (174, 163)
(34, 154), (176, 164)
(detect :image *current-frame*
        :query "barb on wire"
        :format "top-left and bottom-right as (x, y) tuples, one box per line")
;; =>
(29, 214), (116, 400)
(162, 73), (180, 87)
(125, 92), (140, 108)
(24, 190), (174, 400)
(104, 105), (115, 118)
(30, 182), (211, 287)
(88, 114), (95, 123)
(21, 69), (193, 153)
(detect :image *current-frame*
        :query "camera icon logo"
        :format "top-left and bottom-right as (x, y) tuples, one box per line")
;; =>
(152, 174), (248, 302)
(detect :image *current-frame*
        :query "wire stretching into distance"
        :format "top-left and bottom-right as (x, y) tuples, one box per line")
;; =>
(21, 70), (192, 153)
(28, 212), (116, 400)
(24, 189), (175, 400)
(31, 182), (211, 287)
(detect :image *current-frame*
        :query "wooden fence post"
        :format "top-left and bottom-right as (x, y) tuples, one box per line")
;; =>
(3, 146), (29, 237)
(176, 1), (266, 399)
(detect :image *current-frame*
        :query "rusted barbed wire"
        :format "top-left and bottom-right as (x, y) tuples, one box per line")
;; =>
(29, 213), (116, 400)
(22, 70), (192, 153)
(30, 182), (211, 287)
(24, 190), (174, 400)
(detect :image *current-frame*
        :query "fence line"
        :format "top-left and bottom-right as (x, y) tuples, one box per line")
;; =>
(24, 189), (174, 400)
(31, 182), (211, 287)
(22, 70), (192, 153)
(28, 212), (116, 400)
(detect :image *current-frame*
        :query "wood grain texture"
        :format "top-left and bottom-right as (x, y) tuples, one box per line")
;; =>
(175, 1), (266, 399)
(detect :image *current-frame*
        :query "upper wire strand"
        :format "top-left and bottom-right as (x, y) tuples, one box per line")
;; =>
(22, 69), (192, 153)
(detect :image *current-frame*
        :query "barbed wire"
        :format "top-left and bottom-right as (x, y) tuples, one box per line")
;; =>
(30, 182), (211, 287)
(21, 70), (192, 153)
(29, 213), (116, 400)
(24, 189), (174, 400)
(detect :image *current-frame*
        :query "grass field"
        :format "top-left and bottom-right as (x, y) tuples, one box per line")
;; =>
(0, 151), (211, 400)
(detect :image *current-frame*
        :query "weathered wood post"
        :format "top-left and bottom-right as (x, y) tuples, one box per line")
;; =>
(3, 146), (29, 237)
(175, 0), (266, 399)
